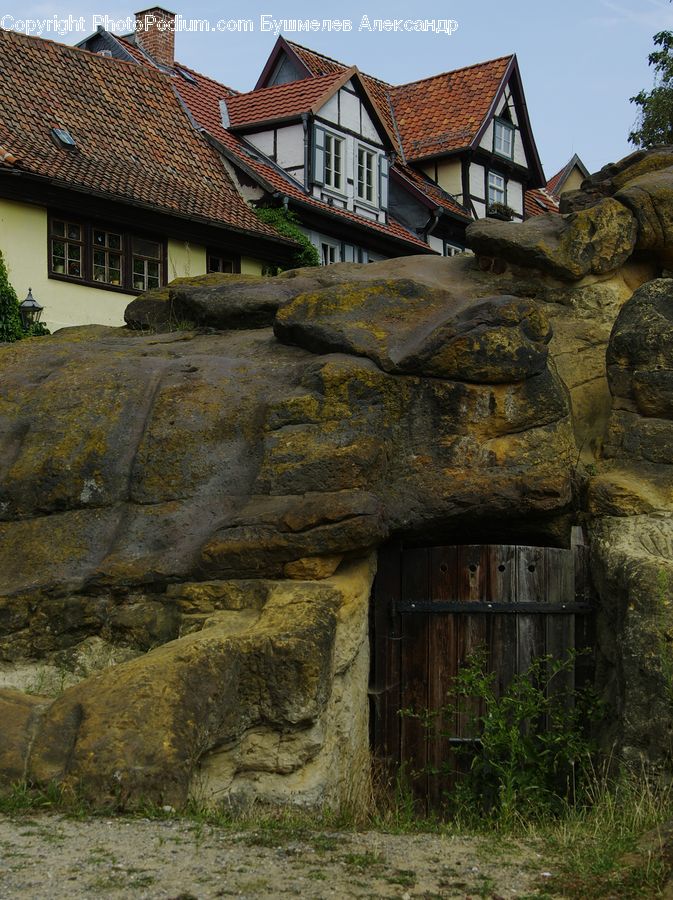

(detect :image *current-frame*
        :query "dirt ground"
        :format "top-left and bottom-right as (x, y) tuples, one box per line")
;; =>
(0, 813), (552, 899)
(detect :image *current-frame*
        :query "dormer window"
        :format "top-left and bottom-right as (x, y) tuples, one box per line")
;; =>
(51, 127), (76, 149)
(493, 120), (514, 159)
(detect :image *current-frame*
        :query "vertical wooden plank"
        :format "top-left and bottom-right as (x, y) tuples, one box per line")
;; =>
(516, 546), (546, 674)
(399, 547), (430, 809)
(544, 548), (575, 726)
(372, 543), (402, 765)
(427, 546), (459, 809)
(572, 528), (595, 694)
(457, 545), (488, 602)
(488, 545), (517, 698)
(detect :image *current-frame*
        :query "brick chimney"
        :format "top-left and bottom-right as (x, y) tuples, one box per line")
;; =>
(135, 7), (176, 67)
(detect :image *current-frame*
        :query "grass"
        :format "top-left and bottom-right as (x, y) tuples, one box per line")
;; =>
(1, 761), (672, 897)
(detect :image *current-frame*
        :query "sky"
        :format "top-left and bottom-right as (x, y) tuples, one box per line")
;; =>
(5, 0), (673, 181)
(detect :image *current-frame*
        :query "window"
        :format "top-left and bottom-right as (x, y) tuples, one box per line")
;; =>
(50, 219), (83, 278)
(131, 237), (162, 292)
(487, 172), (506, 206)
(321, 241), (341, 266)
(444, 242), (463, 257)
(207, 252), (240, 274)
(92, 229), (122, 285)
(494, 120), (514, 159)
(324, 133), (344, 191)
(357, 147), (376, 204)
(49, 214), (165, 292)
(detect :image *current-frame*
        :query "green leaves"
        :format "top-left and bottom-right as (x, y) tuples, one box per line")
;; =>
(629, 30), (673, 148)
(403, 648), (602, 825)
(0, 251), (23, 343)
(254, 206), (320, 272)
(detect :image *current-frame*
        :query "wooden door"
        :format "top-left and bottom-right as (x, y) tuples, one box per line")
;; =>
(370, 537), (594, 810)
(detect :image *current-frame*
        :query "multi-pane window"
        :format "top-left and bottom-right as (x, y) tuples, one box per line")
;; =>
(50, 219), (83, 278)
(357, 147), (376, 204)
(494, 120), (514, 159)
(207, 252), (238, 274)
(324, 133), (344, 191)
(49, 215), (164, 292)
(92, 229), (122, 285)
(132, 237), (161, 292)
(487, 172), (506, 206)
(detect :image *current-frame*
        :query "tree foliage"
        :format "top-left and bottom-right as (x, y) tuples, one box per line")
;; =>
(630, 30), (673, 147)
(254, 206), (320, 272)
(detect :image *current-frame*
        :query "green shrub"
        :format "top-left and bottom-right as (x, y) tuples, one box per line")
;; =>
(403, 648), (602, 825)
(0, 251), (23, 342)
(254, 206), (320, 272)
(0, 252), (50, 341)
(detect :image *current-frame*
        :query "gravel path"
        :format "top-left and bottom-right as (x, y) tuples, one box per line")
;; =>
(0, 814), (551, 899)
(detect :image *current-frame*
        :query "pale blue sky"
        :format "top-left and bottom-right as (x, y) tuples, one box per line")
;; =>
(8, 0), (673, 180)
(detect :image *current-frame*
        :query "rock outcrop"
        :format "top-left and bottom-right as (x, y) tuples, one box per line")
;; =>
(4, 146), (673, 803)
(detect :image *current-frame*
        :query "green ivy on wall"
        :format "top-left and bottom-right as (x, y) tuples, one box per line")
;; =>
(0, 251), (24, 343)
(0, 252), (49, 342)
(254, 206), (320, 272)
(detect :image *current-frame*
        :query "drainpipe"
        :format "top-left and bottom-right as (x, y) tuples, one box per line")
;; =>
(301, 113), (310, 192)
(422, 206), (443, 243)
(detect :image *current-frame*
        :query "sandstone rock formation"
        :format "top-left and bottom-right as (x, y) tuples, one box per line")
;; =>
(3, 146), (673, 805)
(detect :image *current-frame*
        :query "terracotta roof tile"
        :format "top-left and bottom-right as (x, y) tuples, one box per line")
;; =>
(226, 71), (349, 128)
(545, 165), (566, 197)
(524, 187), (559, 218)
(284, 41), (399, 150)
(110, 44), (435, 252)
(0, 145), (17, 167)
(284, 41), (513, 163)
(389, 57), (513, 160)
(0, 30), (286, 243)
(394, 162), (472, 221)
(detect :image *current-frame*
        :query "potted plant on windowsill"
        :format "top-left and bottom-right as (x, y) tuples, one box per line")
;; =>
(487, 202), (516, 221)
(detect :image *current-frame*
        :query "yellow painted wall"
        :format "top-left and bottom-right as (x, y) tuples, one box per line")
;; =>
(0, 199), (267, 331)
(241, 257), (264, 275)
(559, 167), (585, 195)
(167, 239), (207, 282)
(436, 160), (463, 197)
(419, 160), (463, 199)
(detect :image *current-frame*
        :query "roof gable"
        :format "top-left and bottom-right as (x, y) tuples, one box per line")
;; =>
(546, 153), (589, 196)
(227, 66), (398, 149)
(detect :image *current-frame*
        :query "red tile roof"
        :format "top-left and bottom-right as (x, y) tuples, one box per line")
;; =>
(393, 162), (472, 221)
(0, 146), (17, 167)
(226, 70), (353, 128)
(524, 187), (559, 218)
(0, 30), (287, 244)
(545, 166), (566, 197)
(389, 57), (513, 161)
(283, 41), (514, 163)
(104, 40), (436, 252)
(284, 41), (400, 147)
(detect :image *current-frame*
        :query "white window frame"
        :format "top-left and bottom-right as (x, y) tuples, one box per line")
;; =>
(444, 242), (463, 257)
(493, 120), (514, 159)
(487, 171), (506, 207)
(356, 144), (377, 206)
(324, 132), (345, 192)
(321, 240), (341, 266)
